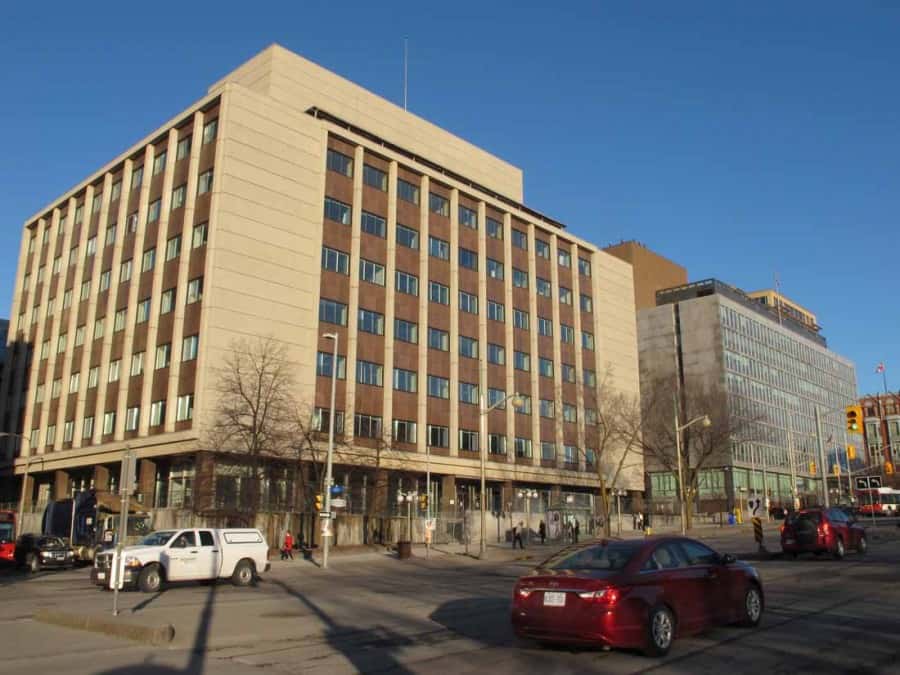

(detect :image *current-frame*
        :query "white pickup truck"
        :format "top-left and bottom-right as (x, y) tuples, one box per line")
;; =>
(91, 528), (270, 592)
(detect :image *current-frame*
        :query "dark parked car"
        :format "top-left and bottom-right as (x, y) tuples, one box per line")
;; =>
(781, 507), (866, 559)
(511, 536), (763, 657)
(14, 534), (74, 573)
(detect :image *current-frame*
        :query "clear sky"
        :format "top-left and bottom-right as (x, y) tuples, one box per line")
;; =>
(1, 1), (896, 395)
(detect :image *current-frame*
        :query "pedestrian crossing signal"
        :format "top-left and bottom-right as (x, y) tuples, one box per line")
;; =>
(847, 445), (857, 460)
(809, 461), (817, 475)
(315, 494), (323, 511)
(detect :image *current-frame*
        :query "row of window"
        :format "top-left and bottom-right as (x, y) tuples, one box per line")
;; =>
(29, 393), (194, 448)
(310, 407), (594, 462)
(36, 277), (203, 360)
(321, 294), (594, 348)
(322, 187), (593, 277)
(21, 222), (208, 327)
(25, 118), (217, 254)
(314, 354), (591, 419)
(34, 335), (199, 405)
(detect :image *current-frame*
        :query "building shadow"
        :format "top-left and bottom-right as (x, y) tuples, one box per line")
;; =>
(270, 578), (414, 674)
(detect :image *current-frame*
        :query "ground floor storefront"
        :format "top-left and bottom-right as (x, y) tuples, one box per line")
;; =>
(5, 450), (639, 551)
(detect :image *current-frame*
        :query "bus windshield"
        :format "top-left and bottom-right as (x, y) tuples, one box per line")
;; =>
(0, 523), (13, 543)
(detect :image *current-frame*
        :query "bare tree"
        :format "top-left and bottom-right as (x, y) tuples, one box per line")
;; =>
(640, 376), (754, 529)
(578, 367), (644, 537)
(197, 336), (298, 524)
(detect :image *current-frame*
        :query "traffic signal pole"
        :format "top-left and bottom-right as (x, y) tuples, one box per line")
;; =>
(814, 407), (830, 508)
(322, 333), (339, 570)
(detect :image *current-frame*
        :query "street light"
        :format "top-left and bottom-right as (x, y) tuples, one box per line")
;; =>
(321, 333), (339, 570)
(611, 488), (628, 535)
(0, 432), (32, 538)
(674, 394), (711, 536)
(479, 392), (524, 559)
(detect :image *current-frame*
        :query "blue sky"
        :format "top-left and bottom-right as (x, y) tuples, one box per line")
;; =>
(1, 1), (896, 395)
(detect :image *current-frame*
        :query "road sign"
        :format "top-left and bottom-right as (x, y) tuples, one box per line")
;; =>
(330, 485), (344, 496)
(424, 518), (436, 532)
(119, 449), (136, 496)
(856, 476), (882, 490)
(318, 511), (333, 519)
(331, 498), (346, 509)
(321, 520), (332, 536)
(746, 494), (763, 518)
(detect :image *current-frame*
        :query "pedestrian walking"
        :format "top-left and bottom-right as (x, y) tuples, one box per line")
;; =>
(574, 520), (580, 544)
(632, 512), (638, 530)
(281, 531), (294, 560)
(538, 520), (546, 545)
(515, 522), (525, 549)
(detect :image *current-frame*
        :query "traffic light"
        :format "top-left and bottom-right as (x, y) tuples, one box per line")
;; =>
(315, 494), (323, 511)
(846, 405), (863, 433)
(809, 461), (817, 475)
(847, 445), (857, 460)
(886, 461), (895, 476)
(832, 463), (841, 476)
(418, 494), (428, 510)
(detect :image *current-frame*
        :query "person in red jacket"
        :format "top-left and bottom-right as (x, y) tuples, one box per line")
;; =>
(281, 531), (294, 560)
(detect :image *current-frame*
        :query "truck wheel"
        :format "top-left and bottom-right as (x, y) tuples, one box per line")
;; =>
(138, 564), (163, 593)
(26, 554), (40, 574)
(231, 559), (255, 587)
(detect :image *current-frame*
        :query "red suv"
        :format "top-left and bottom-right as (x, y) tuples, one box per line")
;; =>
(781, 507), (867, 560)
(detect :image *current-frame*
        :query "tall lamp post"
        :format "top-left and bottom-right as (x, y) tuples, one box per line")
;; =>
(321, 333), (339, 570)
(1, 432), (32, 537)
(674, 395), (711, 536)
(479, 392), (524, 559)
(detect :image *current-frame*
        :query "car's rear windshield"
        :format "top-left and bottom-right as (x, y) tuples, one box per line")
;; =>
(789, 512), (822, 525)
(542, 541), (641, 572)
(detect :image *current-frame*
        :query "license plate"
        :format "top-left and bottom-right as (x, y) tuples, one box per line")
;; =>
(55, 553), (64, 559)
(97, 572), (106, 580)
(785, 538), (795, 545)
(543, 592), (566, 607)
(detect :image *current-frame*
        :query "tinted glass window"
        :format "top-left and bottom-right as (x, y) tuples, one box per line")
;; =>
(199, 531), (215, 547)
(38, 537), (65, 548)
(678, 540), (719, 566)
(545, 541), (640, 572)
(826, 508), (846, 523)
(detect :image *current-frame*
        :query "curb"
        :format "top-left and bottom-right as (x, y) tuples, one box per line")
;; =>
(33, 609), (175, 645)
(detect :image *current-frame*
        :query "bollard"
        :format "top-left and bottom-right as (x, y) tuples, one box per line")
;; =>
(752, 516), (767, 553)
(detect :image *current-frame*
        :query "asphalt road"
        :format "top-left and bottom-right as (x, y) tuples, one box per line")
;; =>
(1, 525), (899, 674)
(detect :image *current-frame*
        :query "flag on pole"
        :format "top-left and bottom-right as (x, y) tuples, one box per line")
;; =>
(875, 362), (885, 374)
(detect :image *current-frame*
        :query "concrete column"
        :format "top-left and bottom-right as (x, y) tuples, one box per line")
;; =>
(550, 484), (562, 510)
(371, 469), (389, 516)
(501, 479), (515, 514)
(138, 458), (156, 507)
(20, 473), (35, 513)
(440, 474), (456, 515)
(93, 465), (110, 494)
(194, 452), (215, 513)
(53, 470), (70, 500)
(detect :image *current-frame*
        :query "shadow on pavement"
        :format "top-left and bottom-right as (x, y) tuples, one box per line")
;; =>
(429, 596), (514, 648)
(271, 578), (414, 674)
(94, 582), (216, 675)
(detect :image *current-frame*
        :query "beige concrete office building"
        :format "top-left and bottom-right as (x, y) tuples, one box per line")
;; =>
(0, 45), (641, 537)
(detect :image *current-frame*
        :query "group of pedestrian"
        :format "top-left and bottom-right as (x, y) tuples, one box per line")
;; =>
(565, 520), (580, 544)
(511, 520), (551, 549)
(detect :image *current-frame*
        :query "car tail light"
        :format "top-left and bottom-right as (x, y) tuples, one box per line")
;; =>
(515, 586), (533, 600)
(577, 587), (621, 605)
(819, 522), (830, 537)
(780, 524), (786, 534)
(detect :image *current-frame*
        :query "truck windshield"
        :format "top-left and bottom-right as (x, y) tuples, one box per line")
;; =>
(140, 531), (177, 546)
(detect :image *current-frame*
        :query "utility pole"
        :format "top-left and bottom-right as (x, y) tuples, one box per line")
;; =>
(322, 333), (339, 570)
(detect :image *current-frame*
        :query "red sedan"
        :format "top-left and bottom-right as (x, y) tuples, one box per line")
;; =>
(781, 507), (867, 559)
(511, 536), (764, 657)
